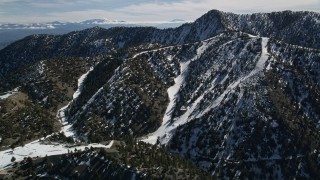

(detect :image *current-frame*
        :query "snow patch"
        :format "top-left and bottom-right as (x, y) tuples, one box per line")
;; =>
(38, 61), (45, 75)
(141, 60), (191, 144)
(0, 87), (19, 99)
(130, 45), (176, 60)
(73, 67), (93, 100)
(57, 104), (75, 138)
(0, 140), (114, 170)
(56, 66), (96, 140)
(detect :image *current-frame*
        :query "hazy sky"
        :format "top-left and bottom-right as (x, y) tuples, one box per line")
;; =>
(0, 0), (319, 23)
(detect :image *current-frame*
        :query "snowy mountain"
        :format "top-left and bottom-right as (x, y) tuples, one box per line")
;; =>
(1, 9), (320, 179)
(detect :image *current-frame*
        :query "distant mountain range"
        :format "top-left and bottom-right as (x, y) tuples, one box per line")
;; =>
(0, 19), (187, 49)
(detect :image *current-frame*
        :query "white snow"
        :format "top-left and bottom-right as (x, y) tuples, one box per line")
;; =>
(0, 66), (116, 170)
(73, 67), (93, 99)
(142, 60), (190, 144)
(130, 45), (176, 60)
(198, 37), (269, 117)
(0, 140), (113, 170)
(141, 38), (216, 145)
(56, 66), (96, 139)
(38, 61), (45, 75)
(0, 87), (19, 99)
(57, 104), (75, 138)
(141, 36), (270, 145)
(266, 62), (272, 71)
(248, 34), (258, 38)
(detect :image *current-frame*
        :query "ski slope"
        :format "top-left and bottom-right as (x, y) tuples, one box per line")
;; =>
(57, 66), (95, 139)
(141, 39), (216, 144)
(141, 60), (190, 144)
(197, 38), (269, 118)
(141, 36), (270, 145)
(198, 37), (269, 117)
(0, 68), (114, 170)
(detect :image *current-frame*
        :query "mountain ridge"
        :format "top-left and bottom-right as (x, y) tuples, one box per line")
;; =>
(1, 9), (320, 179)
(1, 9), (319, 80)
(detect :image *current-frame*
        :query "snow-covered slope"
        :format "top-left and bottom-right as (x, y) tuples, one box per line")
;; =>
(142, 36), (224, 144)
(166, 35), (320, 178)
(0, 67), (114, 170)
(1, 10), (319, 80)
(0, 140), (113, 169)
(1, 9), (320, 179)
